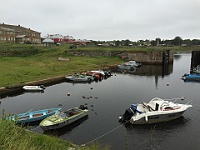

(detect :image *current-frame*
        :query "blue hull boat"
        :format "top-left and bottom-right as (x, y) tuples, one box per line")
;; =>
(182, 73), (200, 81)
(6, 108), (62, 123)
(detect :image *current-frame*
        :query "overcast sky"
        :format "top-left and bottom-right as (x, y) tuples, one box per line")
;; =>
(1, 0), (200, 41)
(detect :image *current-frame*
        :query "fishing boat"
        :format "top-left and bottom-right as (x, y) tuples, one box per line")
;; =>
(65, 74), (94, 82)
(6, 108), (62, 124)
(22, 85), (45, 91)
(39, 105), (88, 130)
(182, 73), (200, 81)
(119, 97), (192, 124)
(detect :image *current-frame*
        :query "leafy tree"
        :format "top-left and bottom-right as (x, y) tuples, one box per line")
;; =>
(124, 39), (130, 46)
(191, 39), (200, 46)
(182, 39), (191, 46)
(115, 40), (121, 47)
(172, 36), (182, 46)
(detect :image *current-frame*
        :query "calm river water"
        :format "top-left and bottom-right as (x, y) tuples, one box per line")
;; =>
(1, 53), (200, 150)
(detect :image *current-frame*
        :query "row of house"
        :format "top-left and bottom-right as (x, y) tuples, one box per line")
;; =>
(43, 34), (90, 45)
(0, 23), (41, 44)
(0, 23), (90, 45)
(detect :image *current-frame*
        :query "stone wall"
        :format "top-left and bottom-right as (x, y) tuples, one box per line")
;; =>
(67, 50), (173, 65)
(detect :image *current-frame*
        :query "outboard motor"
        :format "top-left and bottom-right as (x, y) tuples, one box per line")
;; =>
(119, 107), (136, 123)
(79, 105), (88, 110)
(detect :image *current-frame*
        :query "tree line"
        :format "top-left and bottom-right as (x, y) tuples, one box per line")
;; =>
(90, 36), (200, 47)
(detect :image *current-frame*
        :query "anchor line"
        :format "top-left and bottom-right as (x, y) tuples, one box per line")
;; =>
(81, 119), (130, 146)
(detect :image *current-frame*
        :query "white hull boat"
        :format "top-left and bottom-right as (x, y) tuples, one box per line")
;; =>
(125, 61), (141, 67)
(117, 64), (136, 70)
(119, 97), (192, 124)
(90, 69), (105, 76)
(65, 74), (94, 82)
(22, 85), (45, 91)
(39, 105), (88, 130)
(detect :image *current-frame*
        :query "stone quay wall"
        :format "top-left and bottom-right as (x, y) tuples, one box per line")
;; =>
(67, 50), (173, 65)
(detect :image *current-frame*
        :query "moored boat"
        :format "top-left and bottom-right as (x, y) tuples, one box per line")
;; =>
(119, 97), (192, 124)
(117, 61), (141, 70)
(39, 105), (88, 130)
(90, 69), (105, 76)
(65, 74), (94, 82)
(182, 73), (200, 81)
(6, 108), (62, 123)
(23, 85), (45, 91)
(125, 61), (141, 68)
(117, 63), (135, 70)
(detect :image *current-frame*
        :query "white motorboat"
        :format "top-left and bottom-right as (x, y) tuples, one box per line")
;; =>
(90, 69), (105, 76)
(125, 61), (141, 67)
(119, 97), (192, 124)
(117, 61), (141, 70)
(22, 85), (45, 91)
(117, 63), (136, 70)
(65, 74), (94, 82)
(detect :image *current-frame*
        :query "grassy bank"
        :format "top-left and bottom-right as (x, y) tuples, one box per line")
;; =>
(0, 43), (199, 88)
(0, 120), (109, 150)
(0, 43), (123, 87)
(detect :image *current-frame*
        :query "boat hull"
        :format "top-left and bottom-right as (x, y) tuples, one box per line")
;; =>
(40, 107), (88, 131)
(130, 111), (185, 124)
(65, 75), (93, 82)
(41, 112), (88, 130)
(6, 108), (61, 123)
(182, 74), (200, 81)
(23, 85), (45, 91)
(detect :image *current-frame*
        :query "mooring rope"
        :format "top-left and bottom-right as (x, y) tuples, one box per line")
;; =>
(81, 119), (130, 146)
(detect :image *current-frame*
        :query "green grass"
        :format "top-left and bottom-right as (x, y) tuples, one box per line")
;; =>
(0, 119), (73, 150)
(0, 120), (110, 150)
(0, 43), (123, 87)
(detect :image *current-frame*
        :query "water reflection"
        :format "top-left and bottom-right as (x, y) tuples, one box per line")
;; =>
(122, 116), (190, 150)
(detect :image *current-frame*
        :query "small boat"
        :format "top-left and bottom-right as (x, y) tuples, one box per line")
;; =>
(22, 85), (45, 91)
(39, 105), (88, 130)
(182, 73), (200, 81)
(119, 97), (192, 124)
(90, 69), (105, 76)
(6, 108), (62, 124)
(117, 61), (141, 70)
(65, 74), (94, 82)
(57, 57), (70, 61)
(125, 61), (141, 68)
(117, 63), (136, 70)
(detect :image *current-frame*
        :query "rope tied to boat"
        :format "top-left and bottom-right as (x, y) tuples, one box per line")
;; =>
(81, 119), (130, 147)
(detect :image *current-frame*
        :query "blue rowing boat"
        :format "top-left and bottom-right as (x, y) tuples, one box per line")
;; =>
(182, 73), (200, 81)
(6, 108), (62, 123)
